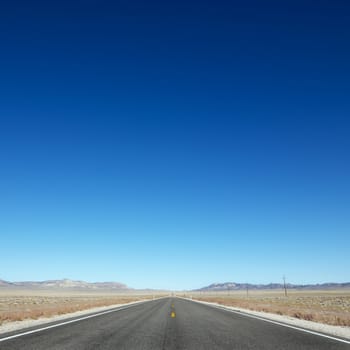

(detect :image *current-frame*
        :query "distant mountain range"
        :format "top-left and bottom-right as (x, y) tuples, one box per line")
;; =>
(196, 282), (350, 291)
(0, 278), (129, 290)
(2, 279), (349, 291)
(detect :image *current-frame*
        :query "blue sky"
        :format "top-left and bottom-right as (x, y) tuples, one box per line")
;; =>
(0, 1), (349, 290)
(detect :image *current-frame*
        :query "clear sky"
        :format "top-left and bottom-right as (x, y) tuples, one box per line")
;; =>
(0, 1), (349, 290)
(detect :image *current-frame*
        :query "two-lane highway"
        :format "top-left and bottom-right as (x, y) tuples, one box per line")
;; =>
(0, 297), (349, 349)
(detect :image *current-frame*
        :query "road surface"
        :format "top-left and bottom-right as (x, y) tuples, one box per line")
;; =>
(0, 297), (349, 349)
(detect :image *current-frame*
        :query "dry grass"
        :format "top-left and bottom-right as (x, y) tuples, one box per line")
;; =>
(0, 291), (155, 325)
(189, 290), (350, 327)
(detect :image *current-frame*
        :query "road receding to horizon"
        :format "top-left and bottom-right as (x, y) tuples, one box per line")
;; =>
(0, 297), (349, 349)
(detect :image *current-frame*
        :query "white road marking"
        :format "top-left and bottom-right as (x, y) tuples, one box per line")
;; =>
(0, 299), (154, 342)
(188, 298), (350, 345)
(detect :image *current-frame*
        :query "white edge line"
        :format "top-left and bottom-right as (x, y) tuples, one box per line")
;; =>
(0, 298), (158, 343)
(184, 298), (350, 345)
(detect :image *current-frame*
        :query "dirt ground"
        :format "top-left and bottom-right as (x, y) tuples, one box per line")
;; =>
(0, 290), (157, 325)
(186, 289), (350, 326)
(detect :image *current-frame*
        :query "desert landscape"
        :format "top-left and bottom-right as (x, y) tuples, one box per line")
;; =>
(0, 290), (154, 326)
(187, 289), (350, 327)
(1, 278), (349, 329)
(0, 279), (166, 327)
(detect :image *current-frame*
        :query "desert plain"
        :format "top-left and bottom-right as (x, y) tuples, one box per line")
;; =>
(186, 289), (350, 327)
(1, 288), (349, 329)
(0, 289), (159, 326)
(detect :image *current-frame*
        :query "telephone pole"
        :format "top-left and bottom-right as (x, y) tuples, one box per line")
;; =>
(283, 275), (288, 297)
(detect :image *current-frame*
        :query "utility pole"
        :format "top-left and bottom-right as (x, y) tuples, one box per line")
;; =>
(283, 275), (288, 297)
(246, 284), (249, 298)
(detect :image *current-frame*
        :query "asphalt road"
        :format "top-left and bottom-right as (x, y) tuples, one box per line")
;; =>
(0, 297), (349, 349)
